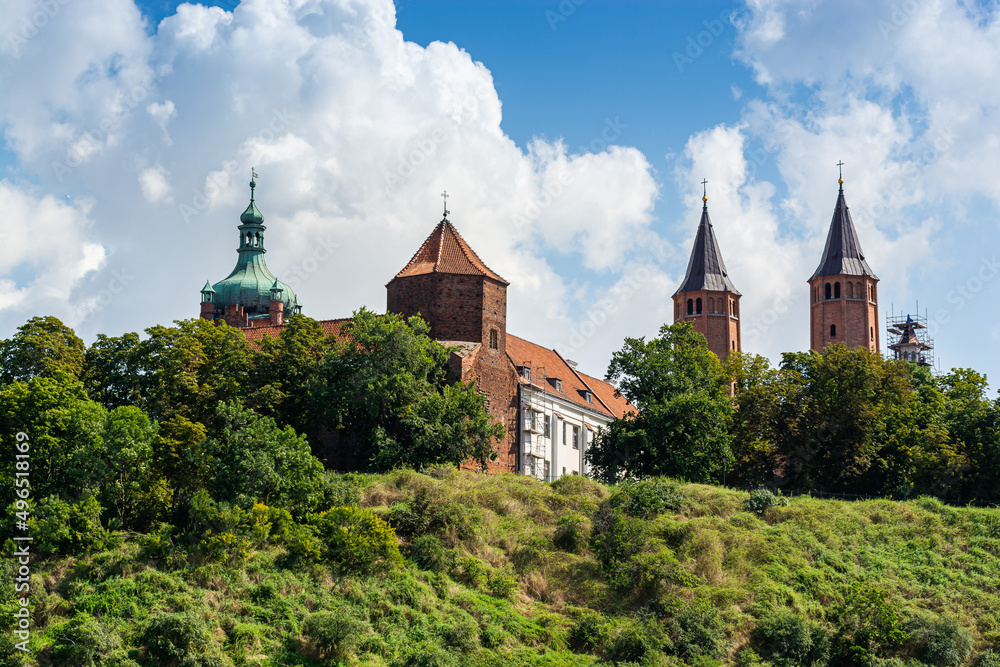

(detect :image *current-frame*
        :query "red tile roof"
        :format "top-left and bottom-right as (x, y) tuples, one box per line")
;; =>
(505, 333), (633, 420)
(239, 318), (349, 346)
(391, 220), (508, 284)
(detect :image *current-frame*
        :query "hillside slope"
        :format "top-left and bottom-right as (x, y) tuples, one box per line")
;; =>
(3, 469), (1000, 666)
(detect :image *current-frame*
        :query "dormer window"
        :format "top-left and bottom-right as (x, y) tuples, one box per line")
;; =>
(551, 378), (562, 392)
(521, 366), (531, 382)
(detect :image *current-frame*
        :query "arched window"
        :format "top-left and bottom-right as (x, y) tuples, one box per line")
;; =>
(830, 324), (837, 337)
(825, 283), (832, 299)
(696, 298), (703, 314)
(870, 326), (874, 341)
(732, 341), (736, 350)
(687, 298), (693, 315)
(834, 282), (841, 299)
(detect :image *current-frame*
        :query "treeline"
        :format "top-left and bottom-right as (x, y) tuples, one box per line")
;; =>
(0, 311), (501, 541)
(587, 322), (1000, 502)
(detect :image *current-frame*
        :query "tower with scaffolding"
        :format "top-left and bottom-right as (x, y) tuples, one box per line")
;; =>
(886, 308), (934, 368)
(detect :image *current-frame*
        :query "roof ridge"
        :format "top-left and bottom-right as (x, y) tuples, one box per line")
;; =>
(553, 347), (617, 417)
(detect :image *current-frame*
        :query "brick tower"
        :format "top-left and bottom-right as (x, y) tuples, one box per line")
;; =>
(386, 196), (518, 472)
(672, 185), (742, 361)
(808, 168), (880, 353)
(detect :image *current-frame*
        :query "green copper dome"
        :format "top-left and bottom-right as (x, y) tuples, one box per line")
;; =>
(204, 176), (301, 320)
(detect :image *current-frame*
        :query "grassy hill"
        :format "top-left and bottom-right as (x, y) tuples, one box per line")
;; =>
(4, 469), (1000, 667)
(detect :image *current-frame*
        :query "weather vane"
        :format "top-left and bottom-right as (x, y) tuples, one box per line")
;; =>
(441, 190), (450, 219)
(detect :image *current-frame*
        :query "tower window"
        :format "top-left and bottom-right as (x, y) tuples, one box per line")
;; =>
(830, 324), (837, 337)
(687, 298), (693, 315)
(696, 298), (702, 314)
(675, 303), (679, 320)
(871, 326), (874, 341)
(732, 341), (735, 350)
(825, 283), (832, 299)
(489, 329), (498, 349)
(834, 282), (841, 299)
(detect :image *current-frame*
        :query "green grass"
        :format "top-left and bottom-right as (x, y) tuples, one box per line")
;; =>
(4, 470), (1000, 666)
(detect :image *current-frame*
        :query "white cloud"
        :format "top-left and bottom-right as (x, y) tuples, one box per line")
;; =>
(139, 164), (173, 203)
(0, 181), (106, 318)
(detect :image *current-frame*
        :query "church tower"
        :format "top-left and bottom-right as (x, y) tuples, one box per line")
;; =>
(199, 172), (300, 328)
(672, 184), (741, 361)
(808, 167), (880, 353)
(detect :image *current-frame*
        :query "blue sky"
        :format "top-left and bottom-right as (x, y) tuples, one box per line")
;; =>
(1, 0), (998, 392)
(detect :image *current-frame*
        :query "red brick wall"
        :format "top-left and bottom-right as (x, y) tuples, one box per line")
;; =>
(672, 290), (742, 361)
(809, 275), (880, 353)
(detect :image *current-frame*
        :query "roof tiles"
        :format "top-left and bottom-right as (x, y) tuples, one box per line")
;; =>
(392, 220), (508, 284)
(810, 186), (878, 280)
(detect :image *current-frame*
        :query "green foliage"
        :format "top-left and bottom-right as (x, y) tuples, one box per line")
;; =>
(307, 308), (502, 472)
(0, 633), (26, 666)
(611, 478), (685, 518)
(588, 322), (733, 484)
(909, 616), (974, 667)
(29, 495), (106, 555)
(140, 611), (230, 666)
(309, 505), (403, 573)
(752, 610), (831, 667)
(667, 599), (729, 660)
(978, 650), (1000, 667)
(744, 488), (789, 517)
(100, 405), (158, 528)
(304, 609), (370, 660)
(553, 511), (588, 553)
(50, 613), (121, 666)
(486, 568), (517, 598)
(204, 401), (325, 513)
(833, 585), (910, 663)
(82, 332), (143, 410)
(0, 316), (85, 384)
(408, 534), (449, 572)
(389, 487), (480, 541)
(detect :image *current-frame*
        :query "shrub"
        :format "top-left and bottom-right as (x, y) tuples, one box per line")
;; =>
(304, 610), (370, 660)
(612, 478), (685, 518)
(282, 522), (322, 563)
(911, 616), (974, 667)
(440, 611), (480, 652)
(51, 613), (121, 666)
(140, 611), (213, 665)
(397, 641), (459, 667)
(486, 568), (517, 598)
(734, 648), (768, 667)
(978, 651), (1000, 667)
(752, 610), (830, 667)
(669, 599), (729, 660)
(607, 622), (656, 663)
(590, 504), (647, 570)
(568, 611), (612, 653)
(553, 512), (588, 553)
(389, 489), (479, 542)
(310, 505), (403, 574)
(744, 488), (789, 517)
(30, 495), (107, 555)
(0, 633), (26, 667)
(409, 534), (448, 572)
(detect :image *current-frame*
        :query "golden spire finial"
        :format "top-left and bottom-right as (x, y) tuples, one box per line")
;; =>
(701, 178), (708, 203)
(837, 160), (844, 185)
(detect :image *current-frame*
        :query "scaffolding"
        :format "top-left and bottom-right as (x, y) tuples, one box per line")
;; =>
(519, 361), (550, 480)
(886, 308), (934, 369)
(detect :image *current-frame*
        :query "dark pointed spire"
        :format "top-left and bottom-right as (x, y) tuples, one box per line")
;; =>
(809, 170), (877, 280)
(672, 189), (740, 296)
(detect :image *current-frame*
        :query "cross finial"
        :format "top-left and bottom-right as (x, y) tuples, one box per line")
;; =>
(441, 190), (450, 220)
(250, 168), (258, 202)
(836, 160), (844, 186)
(701, 178), (708, 205)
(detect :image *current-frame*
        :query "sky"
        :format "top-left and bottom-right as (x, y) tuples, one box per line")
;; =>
(1, 0), (998, 391)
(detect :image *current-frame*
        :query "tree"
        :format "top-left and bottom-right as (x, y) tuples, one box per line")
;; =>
(205, 401), (325, 513)
(775, 346), (912, 494)
(586, 322), (733, 484)
(248, 314), (334, 433)
(138, 318), (252, 428)
(939, 368), (1000, 500)
(83, 332), (143, 410)
(724, 352), (785, 487)
(307, 308), (502, 472)
(100, 406), (158, 528)
(0, 316), (85, 384)
(0, 375), (106, 505)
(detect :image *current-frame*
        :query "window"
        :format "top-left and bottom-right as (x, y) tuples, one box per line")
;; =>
(544, 417), (550, 439)
(830, 324), (837, 337)
(834, 282), (841, 299)
(562, 422), (567, 445)
(543, 461), (550, 482)
(732, 341), (736, 350)
(562, 467), (566, 476)
(584, 391), (592, 403)
(696, 298), (703, 314)
(825, 283), (832, 299)
(553, 378), (562, 392)
(521, 366), (531, 381)
(675, 303), (679, 319)
(572, 425), (580, 450)
(687, 298), (693, 315)
(489, 329), (498, 349)
(870, 326), (874, 341)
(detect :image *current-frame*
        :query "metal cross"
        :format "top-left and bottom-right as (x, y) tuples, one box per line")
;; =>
(441, 190), (450, 218)
(837, 161), (844, 179)
(701, 178), (708, 198)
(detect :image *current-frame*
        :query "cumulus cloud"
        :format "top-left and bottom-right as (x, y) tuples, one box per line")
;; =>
(0, 0), (658, 378)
